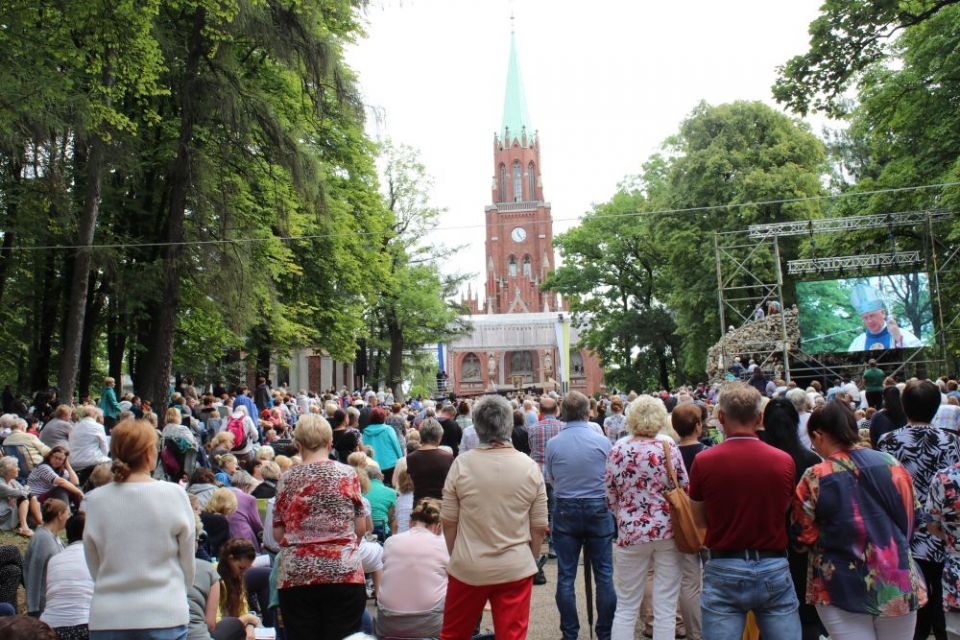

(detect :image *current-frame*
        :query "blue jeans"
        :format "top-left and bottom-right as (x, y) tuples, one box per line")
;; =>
(702, 557), (800, 640)
(546, 483), (555, 553)
(90, 626), (187, 640)
(552, 497), (617, 640)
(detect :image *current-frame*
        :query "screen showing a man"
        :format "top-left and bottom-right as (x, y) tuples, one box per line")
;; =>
(796, 274), (933, 354)
(847, 282), (922, 352)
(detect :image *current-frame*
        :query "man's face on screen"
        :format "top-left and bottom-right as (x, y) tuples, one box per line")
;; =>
(861, 309), (887, 334)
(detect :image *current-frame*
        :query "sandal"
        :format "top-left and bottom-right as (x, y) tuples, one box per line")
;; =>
(16, 527), (33, 538)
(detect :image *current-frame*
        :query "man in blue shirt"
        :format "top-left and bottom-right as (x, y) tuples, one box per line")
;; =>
(545, 391), (616, 640)
(233, 385), (259, 429)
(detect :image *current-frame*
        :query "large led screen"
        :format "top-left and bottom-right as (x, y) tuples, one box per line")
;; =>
(796, 274), (934, 353)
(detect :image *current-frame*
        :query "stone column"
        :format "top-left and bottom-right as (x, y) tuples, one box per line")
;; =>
(298, 350), (310, 393)
(320, 355), (334, 392)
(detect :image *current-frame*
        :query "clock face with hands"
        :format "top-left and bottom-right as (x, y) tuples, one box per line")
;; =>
(511, 227), (527, 242)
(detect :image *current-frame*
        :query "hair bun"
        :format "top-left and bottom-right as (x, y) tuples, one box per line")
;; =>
(111, 459), (132, 482)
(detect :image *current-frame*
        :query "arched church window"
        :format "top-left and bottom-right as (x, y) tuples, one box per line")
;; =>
(512, 161), (522, 201)
(528, 162), (536, 200)
(498, 163), (507, 202)
(461, 353), (481, 381)
(522, 255), (532, 277)
(508, 255), (518, 277)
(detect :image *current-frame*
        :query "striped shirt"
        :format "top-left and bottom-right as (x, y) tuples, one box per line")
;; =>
(528, 417), (564, 476)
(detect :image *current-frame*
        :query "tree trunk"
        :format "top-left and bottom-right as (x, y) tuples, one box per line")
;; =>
(0, 150), (23, 307)
(256, 344), (271, 381)
(105, 274), (126, 383)
(77, 270), (102, 400)
(657, 351), (670, 392)
(370, 348), (381, 392)
(58, 134), (106, 402)
(137, 8), (206, 406)
(387, 316), (404, 402)
(29, 252), (60, 391)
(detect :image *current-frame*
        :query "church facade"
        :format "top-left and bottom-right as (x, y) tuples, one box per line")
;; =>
(447, 31), (604, 397)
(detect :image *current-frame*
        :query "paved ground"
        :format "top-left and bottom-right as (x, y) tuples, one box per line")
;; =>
(475, 556), (656, 640)
(367, 554), (639, 640)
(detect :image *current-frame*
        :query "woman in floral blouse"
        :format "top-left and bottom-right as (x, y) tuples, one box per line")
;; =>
(927, 461), (960, 639)
(605, 395), (688, 640)
(791, 400), (923, 640)
(273, 414), (367, 640)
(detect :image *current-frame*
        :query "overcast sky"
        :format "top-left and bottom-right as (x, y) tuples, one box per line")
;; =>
(346, 0), (827, 297)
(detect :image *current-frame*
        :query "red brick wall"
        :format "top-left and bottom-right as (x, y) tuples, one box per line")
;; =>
(307, 355), (322, 394)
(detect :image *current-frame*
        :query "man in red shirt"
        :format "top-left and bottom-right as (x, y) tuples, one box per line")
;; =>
(690, 382), (800, 639)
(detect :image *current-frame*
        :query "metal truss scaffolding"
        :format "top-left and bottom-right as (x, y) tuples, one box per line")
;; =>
(748, 209), (952, 239)
(713, 232), (791, 378)
(787, 251), (922, 275)
(715, 210), (959, 384)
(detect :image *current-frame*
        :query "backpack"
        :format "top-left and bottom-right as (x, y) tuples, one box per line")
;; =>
(226, 416), (247, 451)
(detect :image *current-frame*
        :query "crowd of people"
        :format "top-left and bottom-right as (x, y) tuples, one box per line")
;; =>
(0, 368), (957, 640)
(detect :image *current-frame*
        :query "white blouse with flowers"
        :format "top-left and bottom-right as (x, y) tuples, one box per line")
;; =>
(605, 436), (688, 546)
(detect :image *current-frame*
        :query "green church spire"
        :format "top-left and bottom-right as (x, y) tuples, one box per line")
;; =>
(501, 30), (533, 145)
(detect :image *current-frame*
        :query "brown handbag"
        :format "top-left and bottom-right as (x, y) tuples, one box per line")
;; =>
(660, 441), (705, 553)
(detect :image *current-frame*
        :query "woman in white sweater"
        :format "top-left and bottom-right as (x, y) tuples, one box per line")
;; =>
(83, 419), (196, 640)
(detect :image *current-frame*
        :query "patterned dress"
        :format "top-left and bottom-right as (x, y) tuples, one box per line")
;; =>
(605, 437), (687, 546)
(791, 447), (922, 616)
(878, 423), (960, 563)
(273, 460), (364, 589)
(926, 463), (960, 611)
(603, 413), (627, 445)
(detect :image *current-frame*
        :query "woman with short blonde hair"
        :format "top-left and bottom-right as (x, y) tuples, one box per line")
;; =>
(274, 455), (292, 473)
(160, 406), (196, 451)
(206, 488), (238, 516)
(274, 410), (367, 637)
(260, 461), (280, 481)
(293, 414), (332, 452)
(214, 453), (237, 488)
(0, 454), (41, 536)
(209, 431), (234, 455)
(626, 395), (669, 437)
(200, 487), (236, 559)
(607, 396), (688, 640)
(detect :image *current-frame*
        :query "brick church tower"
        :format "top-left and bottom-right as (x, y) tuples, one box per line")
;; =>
(482, 31), (561, 315)
(447, 29), (604, 398)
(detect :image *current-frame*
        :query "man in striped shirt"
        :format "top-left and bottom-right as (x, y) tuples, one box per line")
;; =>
(528, 396), (564, 567)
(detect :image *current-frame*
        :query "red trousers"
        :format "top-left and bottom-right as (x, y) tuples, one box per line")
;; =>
(440, 574), (534, 640)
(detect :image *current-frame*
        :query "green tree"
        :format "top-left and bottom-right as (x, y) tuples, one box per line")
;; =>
(368, 142), (468, 400)
(773, 0), (960, 116)
(544, 183), (680, 391)
(652, 101), (826, 378)
(0, 0), (390, 402)
(0, 0), (166, 396)
(784, 3), (960, 366)
(122, 0), (385, 404)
